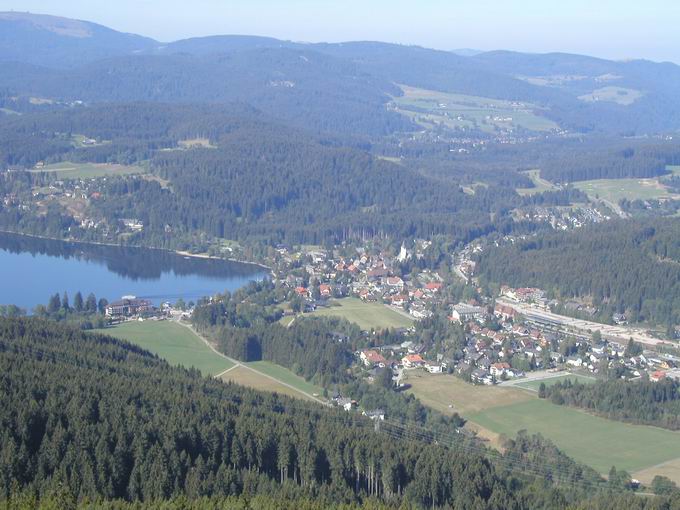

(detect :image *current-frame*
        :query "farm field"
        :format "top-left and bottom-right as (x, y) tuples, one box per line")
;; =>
(513, 373), (597, 392)
(95, 320), (323, 401)
(243, 361), (323, 397)
(573, 177), (680, 203)
(393, 85), (559, 133)
(408, 372), (680, 478)
(516, 169), (559, 195)
(31, 161), (145, 179)
(220, 366), (316, 401)
(405, 372), (531, 415)
(310, 297), (413, 330)
(633, 458), (680, 486)
(578, 86), (643, 106)
(470, 398), (680, 474)
(93, 320), (233, 376)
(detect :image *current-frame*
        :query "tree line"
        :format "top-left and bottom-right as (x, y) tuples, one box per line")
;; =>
(540, 377), (680, 430)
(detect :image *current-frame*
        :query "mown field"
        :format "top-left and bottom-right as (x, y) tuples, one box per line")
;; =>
(32, 161), (145, 179)
(93, 320), (233, 376)
(514, 373), (597, 392)
(95, 320), (323, 401)
(310, 297), (413, 330)
(407, 372), (680, 477)
(516, 169), (559, 196)
(470, 399), (680, 474)
(246, 361), (323, 396)
(220, 366), (317, 401)
(394, 85), (559, 133)
(573, 177), (679, 203)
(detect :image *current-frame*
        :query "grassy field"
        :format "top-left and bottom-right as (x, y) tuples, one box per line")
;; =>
(178, 138), (216, 149)
(95, 320), (323, 401)
(578, 86), (643, 106)
(407, 371), (680, 477)
(220, 366), (316, 401)
(516, 169), (559, 196)
(405, 372), (532, 415)
(573, 177), (680, 203)
(470, 399), (680, 474)
(633, 458), (680, 485)
(245, 361), (323, 396)
(32, 161), (145, 179)
(394, 85), (559, 134)
(93, 320), (233, 376)
(310, 297), (413, 330)
(514, 373), (597, 392)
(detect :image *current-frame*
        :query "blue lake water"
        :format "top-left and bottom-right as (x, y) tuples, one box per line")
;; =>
(0, 233), (267, 312)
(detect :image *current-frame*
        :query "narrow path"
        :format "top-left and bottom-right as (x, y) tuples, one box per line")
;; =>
(176, 321), (329, 406)
(214, 365), (239, 378)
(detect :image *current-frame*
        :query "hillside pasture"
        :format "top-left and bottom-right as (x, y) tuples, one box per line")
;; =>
(578, 86), (643, 106)
(244, 360), (323, 397)
(31, 161), (145, 179)
(573, 177), (680, 203)
(93, 320), (232, 376)
(405, 372), (531, 415)
(309, 297), (413, 330)
(394, 85), (559, 134)
(513, 373), (597, 392)
(220, 366), (317, 401)
(408, 371), (680, 479)
(516, 169), (559, 195)
(470, 398), (680, 475)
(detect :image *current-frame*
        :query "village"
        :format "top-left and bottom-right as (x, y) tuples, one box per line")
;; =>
(4, 165), (680, 416)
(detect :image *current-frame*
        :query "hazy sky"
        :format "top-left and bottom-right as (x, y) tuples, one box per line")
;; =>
(1, 0), (678, 62)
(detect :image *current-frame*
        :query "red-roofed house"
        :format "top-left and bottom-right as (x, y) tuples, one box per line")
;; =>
(490, 362), (510, 377)
(360, 350), (387, 367)
(402, 354), (425, 368)
(319, 284), (332, 297)
(425, 282), (443, 292)
(651, 370), (667, 382)
(386, 276), (404, 289)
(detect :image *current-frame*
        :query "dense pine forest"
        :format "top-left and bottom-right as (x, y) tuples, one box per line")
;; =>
(476, 218), (680, 326)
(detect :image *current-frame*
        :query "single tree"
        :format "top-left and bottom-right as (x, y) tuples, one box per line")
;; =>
(74, 292), (84, 313)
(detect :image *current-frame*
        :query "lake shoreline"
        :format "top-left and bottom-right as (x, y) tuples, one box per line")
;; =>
(0, 229), (272, 273)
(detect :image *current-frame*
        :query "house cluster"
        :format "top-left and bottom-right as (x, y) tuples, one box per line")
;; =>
(500, 286), (548, 307)
(331, 392), (385, 421)
(513, 205), (608, 231)
(567, 344), (680, 382)
(274, 243), (446, 322)
(0, 173), (148, 238)
(358, 344), (447, 378)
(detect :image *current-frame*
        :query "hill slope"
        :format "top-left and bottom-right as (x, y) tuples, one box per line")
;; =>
(0, 12), (156, 67)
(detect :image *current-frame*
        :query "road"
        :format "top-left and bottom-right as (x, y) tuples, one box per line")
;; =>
(496, 297), (672, 348)
(176, 321), (330, 406)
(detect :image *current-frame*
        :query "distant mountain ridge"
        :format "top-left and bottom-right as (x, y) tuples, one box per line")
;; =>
(1, 12), (680, 135)
(0, 11), (156, 67)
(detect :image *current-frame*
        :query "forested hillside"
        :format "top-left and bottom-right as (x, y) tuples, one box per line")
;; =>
(0, 316), (635, 509)
(0, 50), (412, 136)
(476, 219), (680, 326)
(0, 103), (522, 245)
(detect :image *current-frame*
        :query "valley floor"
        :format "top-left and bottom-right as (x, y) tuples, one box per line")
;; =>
(406, 371), (680, 480)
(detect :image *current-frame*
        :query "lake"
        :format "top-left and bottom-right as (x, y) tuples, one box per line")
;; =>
(0, 232), (267, 312)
